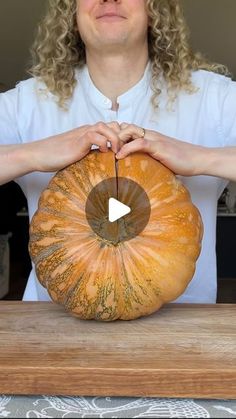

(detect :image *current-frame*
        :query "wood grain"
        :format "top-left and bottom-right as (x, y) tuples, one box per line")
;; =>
(0, 301), (236, 398)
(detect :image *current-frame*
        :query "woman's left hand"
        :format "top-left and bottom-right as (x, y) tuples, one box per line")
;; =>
(116, 123), (207, 177)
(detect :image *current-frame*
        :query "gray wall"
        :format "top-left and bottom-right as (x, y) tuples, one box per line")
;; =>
(183, 0), (236, 78)
(0, 0), (47, 89)
(0, 0), (236, 89)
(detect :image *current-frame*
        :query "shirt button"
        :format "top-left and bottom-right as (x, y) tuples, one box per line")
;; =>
(104, 98), (110, 105)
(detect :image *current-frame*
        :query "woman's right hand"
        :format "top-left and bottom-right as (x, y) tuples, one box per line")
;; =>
(29, 121), (122, 172)
(0, 121), (123, 185)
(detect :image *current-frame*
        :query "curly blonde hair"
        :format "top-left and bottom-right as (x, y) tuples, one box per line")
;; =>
(29, 0), (230, 109)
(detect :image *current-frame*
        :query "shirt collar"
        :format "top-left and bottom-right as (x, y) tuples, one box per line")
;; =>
(76, 62), (151, 110)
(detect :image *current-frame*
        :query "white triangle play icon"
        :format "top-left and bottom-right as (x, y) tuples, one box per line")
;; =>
(108, 197), (131, 223)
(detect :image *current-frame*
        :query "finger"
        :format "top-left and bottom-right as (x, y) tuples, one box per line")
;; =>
(91, 122), (120, 153)
(107, 121), (121, 134)
(116, 122), (134, 149)
(84, 131), (109, 153)
(120, 122), (129, 130)
(119, 123), (146, 143)
(116, 138), (149, 159)
(106, 122), (124, 151)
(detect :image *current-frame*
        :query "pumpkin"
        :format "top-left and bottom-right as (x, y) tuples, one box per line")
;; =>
(29, 150), (203, 321)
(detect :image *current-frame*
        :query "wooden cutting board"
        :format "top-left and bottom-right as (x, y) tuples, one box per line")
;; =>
(0, 301), (236, 398)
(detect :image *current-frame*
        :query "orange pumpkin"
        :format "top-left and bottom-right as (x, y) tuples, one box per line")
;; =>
(29, 150), (203, 321)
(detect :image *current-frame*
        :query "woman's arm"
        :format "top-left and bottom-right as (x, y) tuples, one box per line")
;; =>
(0, 122), (122, 185)
(0, 143), (35, 185)
(203, 146), (236, 182)
(116, 124), (236, 182)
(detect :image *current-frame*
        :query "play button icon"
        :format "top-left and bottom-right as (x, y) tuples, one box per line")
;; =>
(108, 197), (131, 222)
(85, 177), (151, 244)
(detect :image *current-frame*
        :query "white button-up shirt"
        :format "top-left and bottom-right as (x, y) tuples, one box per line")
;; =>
(1, 63), (236, 303)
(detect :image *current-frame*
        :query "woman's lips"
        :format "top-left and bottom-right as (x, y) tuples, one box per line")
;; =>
(97, 13), (126, 22)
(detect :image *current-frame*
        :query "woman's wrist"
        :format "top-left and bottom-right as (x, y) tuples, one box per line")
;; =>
(196, 147), (219, 177)
(201, 147), (236, 181)
(0, 143), (36, 185)
(13, 143), (37, 174)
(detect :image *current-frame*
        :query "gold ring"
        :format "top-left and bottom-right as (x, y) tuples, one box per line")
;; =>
(140, 127), (145, 138)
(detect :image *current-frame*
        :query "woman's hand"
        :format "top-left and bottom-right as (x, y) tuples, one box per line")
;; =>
(29, 121), (122, 172)
(116, 123), (207, 177)
(0, 121), (123, 185)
